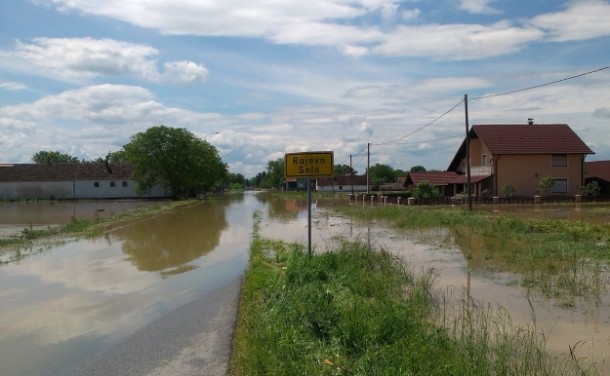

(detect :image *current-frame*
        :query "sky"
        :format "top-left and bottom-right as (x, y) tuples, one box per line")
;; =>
(1, 0), (609, 177)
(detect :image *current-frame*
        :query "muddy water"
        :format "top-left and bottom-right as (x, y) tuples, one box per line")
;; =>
(0, 200), (158, 238)
(261, 200), (610, 374)
(1, 194), (609, 375)
(0, 194), (258, 376)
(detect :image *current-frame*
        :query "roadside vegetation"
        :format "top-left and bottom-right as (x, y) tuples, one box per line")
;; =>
(335, 203), (610, 306)
(230, 213), (596, 375)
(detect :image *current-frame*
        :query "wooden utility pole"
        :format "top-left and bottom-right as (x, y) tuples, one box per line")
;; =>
(366, 143), (371, 194)
(350, 154), (354, 195)
(464, 94), (472, 211)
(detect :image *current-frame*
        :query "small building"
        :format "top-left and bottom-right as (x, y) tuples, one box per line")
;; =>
(0, 163), (170, 200)
(403, 171), (459, 196)
(316, 175), (368, 193)
(448, 122), (594, 197)
(584, 160), (610, 197)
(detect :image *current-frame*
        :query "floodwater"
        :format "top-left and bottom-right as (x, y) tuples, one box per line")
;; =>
(0, 200), (158, 238)
(0, 194), (609, 375)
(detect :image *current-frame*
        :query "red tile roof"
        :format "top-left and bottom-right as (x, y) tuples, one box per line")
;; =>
(0, 163), (134, 182)
(472, 124), (594, 155)
(406, 172), (458, 186)
(585, 160), (610, 181)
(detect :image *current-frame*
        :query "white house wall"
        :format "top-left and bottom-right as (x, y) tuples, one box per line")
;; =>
(0, 180), (169, 200)
(0, 181), (72, 200)
(316, 184), (368, 192)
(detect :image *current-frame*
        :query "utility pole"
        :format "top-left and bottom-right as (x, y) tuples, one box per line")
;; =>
(366, 143), (370, 194)
(350, 154), (354, 195)
(464, 94), (472, 211)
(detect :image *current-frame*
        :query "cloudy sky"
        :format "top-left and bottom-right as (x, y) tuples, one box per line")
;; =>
(1, 0), (609, 177)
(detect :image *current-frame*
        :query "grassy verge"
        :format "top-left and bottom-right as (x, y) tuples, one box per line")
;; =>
(335, 204), (610, 303)
(0, 200), (197, 259)
(230, 213), (595, 375)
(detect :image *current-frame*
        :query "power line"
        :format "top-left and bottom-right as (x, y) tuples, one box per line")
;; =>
(472, 64), (610, 100)
(372, 99), (464, 146)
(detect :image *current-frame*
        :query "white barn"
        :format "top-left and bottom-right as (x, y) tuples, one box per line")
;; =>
(316, 175), (369, 193)
(0, 163), (170, 200)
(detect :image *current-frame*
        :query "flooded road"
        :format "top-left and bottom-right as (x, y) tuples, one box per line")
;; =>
(1, 194), (609, 375)
(0, 194), (257, 376)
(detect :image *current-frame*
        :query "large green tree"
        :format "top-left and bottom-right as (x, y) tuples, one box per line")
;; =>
(367, 163), (397, 190)
(32, 150), (79, 164)
(258, 159), (284, 189)
(122, 126), (226, 197)
(334, 164), (357, 176)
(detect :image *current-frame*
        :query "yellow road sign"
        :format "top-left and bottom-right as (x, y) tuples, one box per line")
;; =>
(284, 151), (334, 178)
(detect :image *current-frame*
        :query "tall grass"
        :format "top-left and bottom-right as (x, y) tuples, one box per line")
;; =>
(230, 213), (596, 375)
(336, 204), (610, 303)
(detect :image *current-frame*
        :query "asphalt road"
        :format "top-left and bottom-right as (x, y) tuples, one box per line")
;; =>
(65, 275), (243, 376)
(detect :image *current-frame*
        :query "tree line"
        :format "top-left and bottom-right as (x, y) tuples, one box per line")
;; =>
(33, 125), (430, 196)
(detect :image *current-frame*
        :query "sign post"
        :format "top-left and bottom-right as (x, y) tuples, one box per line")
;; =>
(284, 151), (334, 255)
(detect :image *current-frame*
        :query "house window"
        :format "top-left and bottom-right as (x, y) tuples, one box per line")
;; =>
(338, 185), (343, 190)
(551, 179), (568, 193)
(551, 154), (567, 167)
(122, 181), (128, 187)
(94, 182), (99, 188)
(110, 181), (116, 187)
(481, 154), (487, 166)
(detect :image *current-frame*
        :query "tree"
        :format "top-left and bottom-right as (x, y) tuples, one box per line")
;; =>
(32, 150), (79, 164)
(412, 181), (441, 201)
(334, 164), (356, 176)
(409, 165), (427, 173)
(581, 181), (601, 198)
(536, 176), (554, 196)
(122, 126), (226, 197)
(258, 159), (284, 189)
(226, 172), (246, 190)
(367, 163), (396, 190)
(502, 183), (515, 198)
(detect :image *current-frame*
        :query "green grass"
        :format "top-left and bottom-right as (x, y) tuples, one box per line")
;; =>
(230, 213), (596, 375)
(334, 204), (610, 304)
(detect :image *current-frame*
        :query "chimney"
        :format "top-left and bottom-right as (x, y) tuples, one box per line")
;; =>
(527, 118), (534, 125)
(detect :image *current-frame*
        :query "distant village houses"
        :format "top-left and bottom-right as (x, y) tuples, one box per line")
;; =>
(0, 163), (169, 200)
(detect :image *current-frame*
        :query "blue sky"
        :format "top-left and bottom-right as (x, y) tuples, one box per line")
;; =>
(1, 0), (609, 177)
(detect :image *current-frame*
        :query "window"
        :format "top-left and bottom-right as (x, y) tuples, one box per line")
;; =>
(110, 181), (115, 187)
(481, 154), (487, 166)
(94, 182), (99, 188)
(551, 154), (567, 167)
(551, 179), (568, 193)
(122, 181), (128, 187)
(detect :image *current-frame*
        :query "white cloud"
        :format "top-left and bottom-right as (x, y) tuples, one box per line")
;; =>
(374, 21), (543, 59)
(161, 61), (209, 86)
(458, 0), (501, 15)
(380, 2), (400, 19)
(531, 0), (610, 41)
(7, 38), (208, 85)
(0, 82), (28, 91)
(402, 8), (421, 21)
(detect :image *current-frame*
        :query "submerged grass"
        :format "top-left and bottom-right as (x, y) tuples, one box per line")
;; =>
(335, 204), (610, 303)
(230, 213), (596, 375)
(0, 200), (196, 262)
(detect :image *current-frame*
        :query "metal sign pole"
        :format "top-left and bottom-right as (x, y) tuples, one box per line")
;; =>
(307, 178), (312, 256)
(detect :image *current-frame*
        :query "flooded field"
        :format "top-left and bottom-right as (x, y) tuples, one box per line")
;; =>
(0, 200), (158, 238)
(1, 194), (609, 374)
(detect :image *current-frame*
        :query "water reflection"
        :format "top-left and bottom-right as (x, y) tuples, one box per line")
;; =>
(115, 201), (228, 275)
(255, 192), (308, 221)
(0, 194), (255, 376)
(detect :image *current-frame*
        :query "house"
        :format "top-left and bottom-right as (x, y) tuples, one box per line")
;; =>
(447, 122), (595, 197)
(403, 171), (458, 196)
(584, 160), (610, 196)
(0, 163), (170, 200)
(316, 175), (368, 193)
